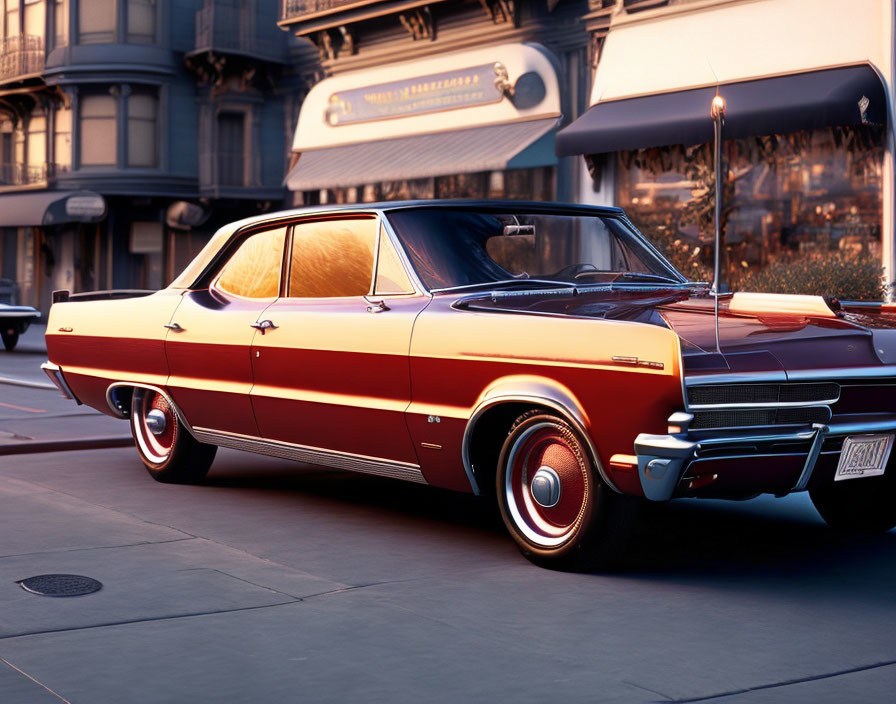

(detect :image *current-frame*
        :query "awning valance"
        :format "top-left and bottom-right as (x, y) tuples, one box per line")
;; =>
(286, 117), (558, 191)
(556, 64), (887, 157)
(0, 190), (106, 227)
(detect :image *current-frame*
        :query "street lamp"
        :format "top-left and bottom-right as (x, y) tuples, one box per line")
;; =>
(710, 93), (726, 354)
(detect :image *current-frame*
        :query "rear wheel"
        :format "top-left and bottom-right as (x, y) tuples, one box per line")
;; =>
(130, 387), (216, 483)
(809, 471), (896, 533)
(495, 410), (640, 570)
(2, 328), (19, 351)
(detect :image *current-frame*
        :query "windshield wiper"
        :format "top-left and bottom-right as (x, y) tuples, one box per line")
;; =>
(612, 272), (684, 284)
(433, 279), (581, 293)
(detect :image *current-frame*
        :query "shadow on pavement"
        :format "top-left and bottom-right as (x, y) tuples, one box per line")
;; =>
(203, 464), (506, 536)
(201, 461), (896, 593)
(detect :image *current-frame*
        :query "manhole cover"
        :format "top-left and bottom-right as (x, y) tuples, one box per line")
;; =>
(17, 574), (103, 597)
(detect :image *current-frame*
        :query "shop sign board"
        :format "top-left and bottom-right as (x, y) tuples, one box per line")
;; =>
(325, 63), (505, 126)
(65, 195), (106, 219)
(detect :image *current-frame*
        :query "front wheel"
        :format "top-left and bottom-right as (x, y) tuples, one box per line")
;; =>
(130, 387), (216, 483)
(496, 410), (640, 570)
(809, 471), (896, 533)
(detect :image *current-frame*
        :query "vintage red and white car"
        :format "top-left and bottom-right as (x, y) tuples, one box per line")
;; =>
(43, 201), (896, 568)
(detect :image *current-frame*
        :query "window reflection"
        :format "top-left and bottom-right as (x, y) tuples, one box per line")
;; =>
(616, 125), (884, 298)
(216, 227), (285, 299)
(288, 218), (376, 298)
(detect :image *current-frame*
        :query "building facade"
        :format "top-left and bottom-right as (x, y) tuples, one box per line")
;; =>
(0, 0), (301, 314)
(3, 0), (891, 309)
(279, 0), (595, 206)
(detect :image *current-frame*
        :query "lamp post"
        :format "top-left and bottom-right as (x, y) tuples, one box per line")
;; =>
(710, 93), (726, 354)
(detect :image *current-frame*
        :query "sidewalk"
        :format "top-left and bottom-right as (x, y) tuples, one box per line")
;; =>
(0, 323), (132, 455)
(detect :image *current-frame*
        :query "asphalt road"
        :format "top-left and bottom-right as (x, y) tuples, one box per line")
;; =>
(0, 324), (126, 449)
(0, 447), (895, 702)
(0, 327), (895, 702)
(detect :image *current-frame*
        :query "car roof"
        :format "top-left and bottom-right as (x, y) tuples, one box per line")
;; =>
(230, 199), (625, 230)
(169, 200), (628, 290)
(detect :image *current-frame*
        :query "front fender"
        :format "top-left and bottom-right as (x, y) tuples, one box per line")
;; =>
(462, 374), (612, 495)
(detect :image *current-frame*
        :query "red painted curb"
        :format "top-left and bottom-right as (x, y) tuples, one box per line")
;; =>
(0, 437), (133, 456)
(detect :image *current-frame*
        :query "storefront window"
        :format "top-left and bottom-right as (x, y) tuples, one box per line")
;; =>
(318, 167), (556, 206)
(615, 125), (885, 299)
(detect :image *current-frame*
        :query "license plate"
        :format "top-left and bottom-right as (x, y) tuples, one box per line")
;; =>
(834, 434), (894, 481)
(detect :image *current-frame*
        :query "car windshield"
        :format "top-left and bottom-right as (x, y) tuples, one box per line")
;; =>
(386, 208), (686, 291)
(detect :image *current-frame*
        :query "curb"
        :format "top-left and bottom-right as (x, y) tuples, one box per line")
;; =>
(0, 375), (56, 391)
(0, 436), (133, 456)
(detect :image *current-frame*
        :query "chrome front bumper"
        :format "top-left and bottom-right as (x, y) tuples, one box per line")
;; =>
(634, 415), (896, 501)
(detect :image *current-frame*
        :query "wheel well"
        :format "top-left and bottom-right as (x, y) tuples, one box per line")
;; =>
(467, 402), (549, 496)
(107, 385), (135, 418)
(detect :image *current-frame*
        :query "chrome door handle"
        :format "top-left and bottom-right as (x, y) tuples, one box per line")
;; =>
(164, 323), (185, 332)
(250, 320), (278, 334)
(365, 298), (389, 313)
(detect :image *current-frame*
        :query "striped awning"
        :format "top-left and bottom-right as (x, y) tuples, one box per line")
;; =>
(285, 117), (559, 191)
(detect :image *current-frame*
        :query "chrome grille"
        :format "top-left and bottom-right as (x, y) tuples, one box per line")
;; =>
(687, 382), (840, 407)
(691, 406), (831, 430)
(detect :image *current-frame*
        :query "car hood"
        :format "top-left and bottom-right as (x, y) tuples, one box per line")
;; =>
(458, 287), (896, 376)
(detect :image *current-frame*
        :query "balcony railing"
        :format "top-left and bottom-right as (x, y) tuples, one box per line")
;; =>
(195, 0), (285, 60)
(281, 0), (365, 21)
(0, 162), (67, 187)
(0, 34), (44, 83)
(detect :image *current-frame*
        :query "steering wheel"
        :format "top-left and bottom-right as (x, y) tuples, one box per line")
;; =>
(551, 263), (600, 280)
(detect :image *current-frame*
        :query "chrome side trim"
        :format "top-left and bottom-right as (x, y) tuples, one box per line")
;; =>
(462, 395), (617, 497)
(685, 371), (789, 386)
(786, 366), (896, 381)
(190, 427), (428, 485)
(41, 361), (78, 402)
(689, 399), (839, 410)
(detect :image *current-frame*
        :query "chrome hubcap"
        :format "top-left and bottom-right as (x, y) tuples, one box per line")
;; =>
(504, 421), (589, 548)
(530, 466), (561, 508)
(145, 409), (167, 436)
(132, 388), (177, 464)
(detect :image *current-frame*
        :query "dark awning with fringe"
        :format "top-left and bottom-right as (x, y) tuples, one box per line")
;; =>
(556, 64), (887, 156)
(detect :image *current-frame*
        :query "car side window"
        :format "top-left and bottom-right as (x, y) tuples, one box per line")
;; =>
(288, 218), (377, 298)
(374, 226), (414, 295)
(216, 226), (286, 299)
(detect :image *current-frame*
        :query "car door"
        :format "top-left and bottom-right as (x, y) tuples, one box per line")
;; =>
(250, 215), (429, 465)
(165, 225), (287, 436)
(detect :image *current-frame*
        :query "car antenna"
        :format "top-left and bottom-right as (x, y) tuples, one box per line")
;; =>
(710, 83), (726, 355)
